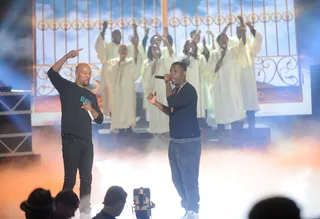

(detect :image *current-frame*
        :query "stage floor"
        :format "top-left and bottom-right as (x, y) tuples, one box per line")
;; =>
(1, 124), (320, 219)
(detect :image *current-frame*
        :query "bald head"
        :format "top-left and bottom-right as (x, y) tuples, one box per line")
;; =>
(76, 63), (91, 72)
(112, 29), (121, 45)
(118, 44), (128, 61)
(75, 63), (91, 88)
(118, 44), (127, 51)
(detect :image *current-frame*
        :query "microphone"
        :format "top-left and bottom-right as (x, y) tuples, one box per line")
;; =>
(155, 75), (164, 79)
(88, 110), (94, 121)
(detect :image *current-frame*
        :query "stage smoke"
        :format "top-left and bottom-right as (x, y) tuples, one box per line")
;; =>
(0, 30), (32, 61)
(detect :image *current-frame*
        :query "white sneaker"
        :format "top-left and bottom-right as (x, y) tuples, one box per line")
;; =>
(181, 211), (199, 219)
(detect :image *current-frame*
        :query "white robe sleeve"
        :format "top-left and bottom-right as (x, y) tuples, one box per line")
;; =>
(163, 52), (175, 71)
(127, 43), (144, 59)
(106, 59), (118, 85)
(251, 31), (263, 57)
(161, 46), (175, 60)
(208, 36), (217, 54)
(133, 53), (143, 81)
(141, 59), (152, 95)
(205, 50), (219, 87)
(95, 34), (107, 63)
(230, 41), (247, 68)
(199, 54), (207, 76)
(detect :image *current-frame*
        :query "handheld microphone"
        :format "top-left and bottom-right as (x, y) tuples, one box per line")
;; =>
(155, 75), (164, 79)
(88, 110), (94, 121)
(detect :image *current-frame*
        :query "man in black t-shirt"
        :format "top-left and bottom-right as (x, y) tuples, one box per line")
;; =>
(147, 61), (201, 219)
(47, 49), (103, 218)
(92, 186), (127, 219)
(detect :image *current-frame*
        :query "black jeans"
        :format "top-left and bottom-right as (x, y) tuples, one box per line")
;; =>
(168, 139), (201, 213)
(246, 110), (256, 128)
(61, 134), (94, 214)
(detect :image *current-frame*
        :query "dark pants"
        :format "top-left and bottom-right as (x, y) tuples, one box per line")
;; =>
(61, 134), (94, 214)
(168, 139), (201, 213)
(217, 120), (244, 132)
(246, 110), (256, 128)
(217, 120), (244, 145)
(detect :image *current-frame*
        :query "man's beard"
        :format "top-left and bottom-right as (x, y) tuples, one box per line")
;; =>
(82, 82), (89, 87)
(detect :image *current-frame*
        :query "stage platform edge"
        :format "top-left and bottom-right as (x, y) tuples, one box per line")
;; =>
(97, 124), (271, 150)
(0, 152), (41, 167)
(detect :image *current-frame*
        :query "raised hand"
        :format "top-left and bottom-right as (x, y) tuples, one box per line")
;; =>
(66, 49), (83, 59)
(145, 27), (150, 35)
(102, 21), (108, 30)
(156, 32), (164, 40)
(147, 92), (157, 105)
(237, 15), (244, 25)
(207, 30), (214, 38)
(129, 35), (139, 46)
(163, 27), (169, 37)
(245, 21), (254, 29)
(132, 23), (138, 30)
(222, 22), (232, 34)
(202, 37), (206, 45)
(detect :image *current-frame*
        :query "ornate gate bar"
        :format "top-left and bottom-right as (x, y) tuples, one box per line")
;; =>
(33, 0), (302, 107)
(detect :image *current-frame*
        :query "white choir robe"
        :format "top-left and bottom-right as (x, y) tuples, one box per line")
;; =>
(228, 32), (263, 111)
(197, 41), (216, 54)
(107, 54), (142, 131)
(127, 43), (146, 60)
(95, 35), (120, 116)
(197, 43), (203, 54)
(206, 41), (247, 124)
(198, 38), (217, 111)
(128, 44), (174, 68)
(141, 55), (174, 133)
(134, 45), (174, 110)
(196, 41), (215, 111)
(178, 54), (209, 118)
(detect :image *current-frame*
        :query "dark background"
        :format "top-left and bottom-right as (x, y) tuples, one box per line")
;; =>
(0, 0), (33, 90)
(295, 0), (320, 62)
